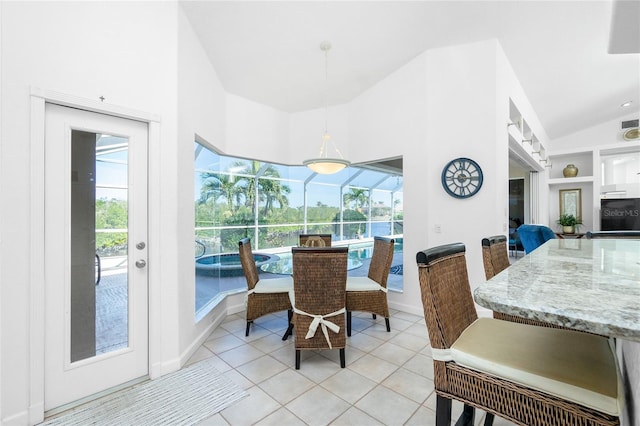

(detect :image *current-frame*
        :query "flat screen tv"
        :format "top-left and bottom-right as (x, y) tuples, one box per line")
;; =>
(600, 198), (640, 231)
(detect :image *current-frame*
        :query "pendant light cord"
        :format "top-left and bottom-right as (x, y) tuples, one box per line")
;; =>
(303, 41), (350, 173)
(324, 45), (329, 138)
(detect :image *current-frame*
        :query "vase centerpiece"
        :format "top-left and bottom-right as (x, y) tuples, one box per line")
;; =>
(563, 164), (579, 178)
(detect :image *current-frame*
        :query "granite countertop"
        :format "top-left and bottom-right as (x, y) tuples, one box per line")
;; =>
(474, 238), (640, 341)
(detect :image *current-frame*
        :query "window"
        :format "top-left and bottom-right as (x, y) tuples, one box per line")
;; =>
(194, 142), (403, 318)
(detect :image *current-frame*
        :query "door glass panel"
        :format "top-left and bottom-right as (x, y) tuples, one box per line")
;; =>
(71, 131), (129, 362)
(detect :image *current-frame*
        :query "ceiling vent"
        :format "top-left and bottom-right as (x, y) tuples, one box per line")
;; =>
(621, 119), (640, 141)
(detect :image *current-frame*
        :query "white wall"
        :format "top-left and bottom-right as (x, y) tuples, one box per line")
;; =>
(289, 104), (350, 164)
(0, 1), (3, 422)
(549, 111), (640, 151)
(291, 39), (531, 316)
(545, 113), (640, 232)
(225, 94), (291, 162)
(421, 40), (507, 309)
(497, 40), (551, 227)
(0, 2), (179, 422)
(0, 2), (554, 422)
(346, 52), (429, 315)
(176, 5), (229, 365)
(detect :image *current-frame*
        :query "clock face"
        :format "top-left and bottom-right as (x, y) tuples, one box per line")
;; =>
(441, 157), (483, 199)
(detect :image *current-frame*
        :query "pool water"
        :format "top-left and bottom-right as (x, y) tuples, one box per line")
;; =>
(196, 252), (279, 277)
(342, 238), (403, 260)
(260, 238), (403, 275)
(260, 253), (363, 275)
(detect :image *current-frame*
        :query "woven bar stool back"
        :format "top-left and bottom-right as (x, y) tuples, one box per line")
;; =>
(481, 235), (510, 280)
(481, 236), (589, 330)
(417, 242), (621, 426)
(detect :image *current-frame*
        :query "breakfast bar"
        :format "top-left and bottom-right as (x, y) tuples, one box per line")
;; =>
(473, 238), (640, 340)
(474, 238), (640, 425)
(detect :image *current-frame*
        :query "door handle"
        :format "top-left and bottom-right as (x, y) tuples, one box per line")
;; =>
(135, 259), (147, 269)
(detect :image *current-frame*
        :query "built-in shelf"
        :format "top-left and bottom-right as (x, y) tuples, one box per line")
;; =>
(548, 176), (594, 186)
(546, 141), (640, 232)
(508, 99), (546, 172)
(547, 151), (593, 180)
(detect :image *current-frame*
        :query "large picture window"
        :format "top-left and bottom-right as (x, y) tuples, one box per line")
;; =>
(194, 142), (403, 318)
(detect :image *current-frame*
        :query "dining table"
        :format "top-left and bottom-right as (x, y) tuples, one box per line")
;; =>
(473, 238), (640, 425)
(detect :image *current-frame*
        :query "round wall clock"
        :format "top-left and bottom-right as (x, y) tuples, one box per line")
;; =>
(441, 157), (484, 199)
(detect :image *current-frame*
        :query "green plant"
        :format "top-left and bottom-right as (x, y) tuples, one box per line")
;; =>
(557, 213), (581, 231)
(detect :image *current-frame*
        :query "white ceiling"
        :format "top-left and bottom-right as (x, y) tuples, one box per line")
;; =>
(180, 1), (640, 141)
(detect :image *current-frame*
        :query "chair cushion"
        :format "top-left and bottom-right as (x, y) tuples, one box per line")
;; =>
(450, 318), (621, 416)
(346, 276), (384, 292)
(253, 276), (293, 293)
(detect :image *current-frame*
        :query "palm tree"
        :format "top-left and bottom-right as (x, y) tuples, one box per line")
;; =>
(260, 178), (290, 216)
(230, 160), (260, 208)
(343, 188), (369, 212)
(199, 172), (241, 211)
(231, 160), (290, 217)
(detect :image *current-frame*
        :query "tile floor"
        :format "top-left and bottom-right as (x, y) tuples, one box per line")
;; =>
(186, 309), (517, 426)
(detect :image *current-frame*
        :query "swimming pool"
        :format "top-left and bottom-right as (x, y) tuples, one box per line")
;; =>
(260, 253), (363, 274)
(260, 237), (403, 275)
(195, 252), (279, 277)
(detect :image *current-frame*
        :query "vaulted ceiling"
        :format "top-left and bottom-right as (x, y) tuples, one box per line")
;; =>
(181, 1), (640, 141)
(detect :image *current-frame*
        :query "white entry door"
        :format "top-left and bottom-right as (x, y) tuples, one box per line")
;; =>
(44, 104), (149, 411)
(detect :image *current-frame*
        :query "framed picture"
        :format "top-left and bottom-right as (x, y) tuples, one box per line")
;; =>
(559, 188), (582, 221)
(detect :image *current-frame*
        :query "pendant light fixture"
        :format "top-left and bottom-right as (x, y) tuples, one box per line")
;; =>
(303, 41), (351, 174)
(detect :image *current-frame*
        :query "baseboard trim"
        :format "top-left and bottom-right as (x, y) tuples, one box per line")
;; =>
(388, 300), (422, 317)
(4, 409), (29, 426)
(178, 309), (227, 367)
(29, 401), (45, 425)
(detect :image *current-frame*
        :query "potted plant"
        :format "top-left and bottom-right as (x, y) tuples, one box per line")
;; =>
(557, 213), (580, 234)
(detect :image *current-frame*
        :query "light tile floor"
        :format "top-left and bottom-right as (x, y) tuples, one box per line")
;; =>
(187, 310), (517, 426)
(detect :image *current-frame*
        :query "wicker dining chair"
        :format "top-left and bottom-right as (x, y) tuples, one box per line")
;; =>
(299, 233), (332, 247)
(346, 236), (394, 336)
(291, 246), (348, 369)
(586, 231), (640, 239)
(238, 238), (293, 338)
(417, 243), (621, 426)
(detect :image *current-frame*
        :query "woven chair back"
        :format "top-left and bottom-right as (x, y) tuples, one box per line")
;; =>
(367, 236), (395, 287)
(481, 235), (510, 280)
(299, 234), (332, 247)
(292, 247), (348, 350)
(416, 243), (477, 350)
(238, 238), (259, 290)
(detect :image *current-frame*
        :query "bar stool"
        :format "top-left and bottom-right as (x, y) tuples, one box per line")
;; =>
(417, 242), (621, 426)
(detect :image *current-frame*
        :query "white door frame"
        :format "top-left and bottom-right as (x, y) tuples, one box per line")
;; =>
(29, 88), (162, 424)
